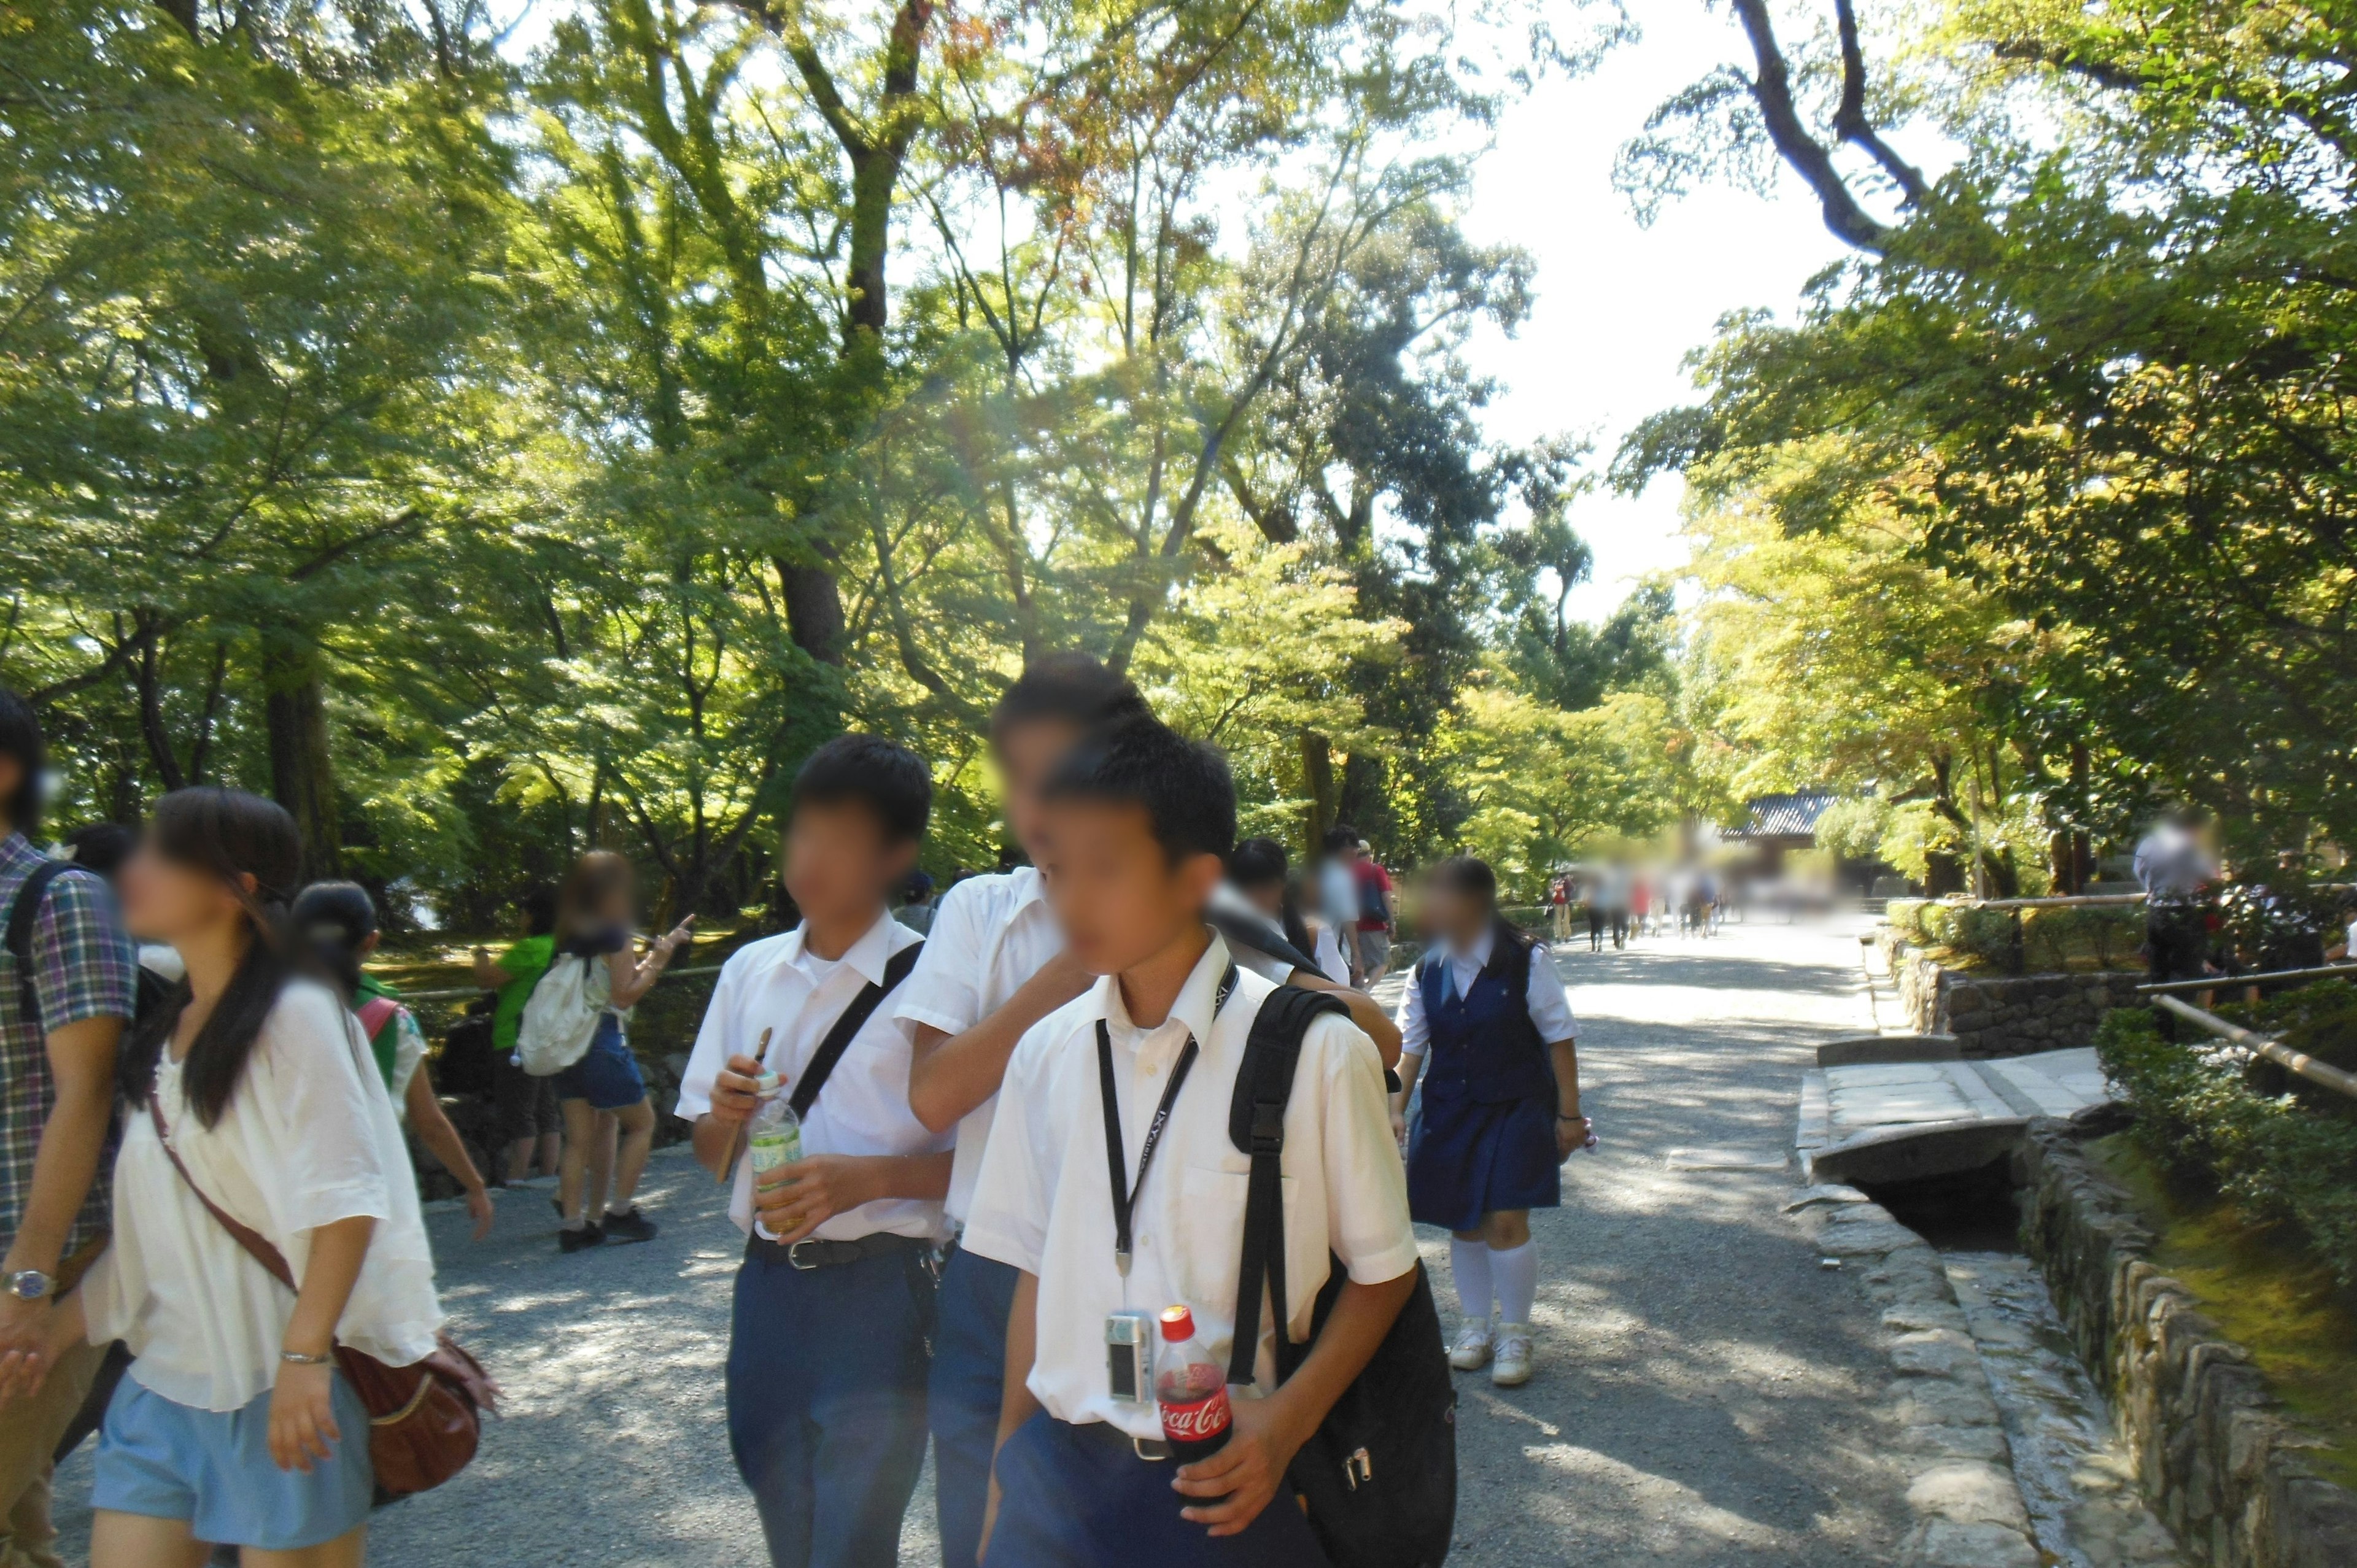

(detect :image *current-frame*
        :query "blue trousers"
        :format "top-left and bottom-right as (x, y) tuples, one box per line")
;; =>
(930, 1244), (1018, 1568)
(726, 1239), (934, 1567)
(982, 1413), (1332, 1568)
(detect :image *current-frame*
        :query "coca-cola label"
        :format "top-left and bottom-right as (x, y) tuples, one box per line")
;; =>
(1159, 1389), (1231, 1443)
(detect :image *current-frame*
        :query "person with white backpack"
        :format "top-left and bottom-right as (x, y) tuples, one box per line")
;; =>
(518, 852), (691, 1255)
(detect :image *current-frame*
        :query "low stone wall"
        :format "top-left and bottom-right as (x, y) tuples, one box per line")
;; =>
(1889, 944), (2142, 1057)
(2016, 1122), (2357, 1568)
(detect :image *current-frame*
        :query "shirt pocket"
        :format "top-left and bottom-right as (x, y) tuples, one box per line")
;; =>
(1173, 1165), (1299, 1337)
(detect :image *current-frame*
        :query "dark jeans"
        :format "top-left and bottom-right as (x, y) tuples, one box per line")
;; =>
(982, 1413), (1331, 1568)
(2145, 908), (2210, 984)
(930, 1245), (1019, 1568)
(726, 1237), (935, 1567)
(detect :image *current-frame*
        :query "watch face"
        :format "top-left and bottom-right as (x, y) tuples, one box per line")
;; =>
(9, 1271), (47, 1300)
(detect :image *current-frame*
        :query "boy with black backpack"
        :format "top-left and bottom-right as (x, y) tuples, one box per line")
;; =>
(964, 718), (1429, 1568)
(675, 735), (954, 1567)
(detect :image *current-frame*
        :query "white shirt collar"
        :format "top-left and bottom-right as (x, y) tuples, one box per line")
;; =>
(773, 908), (899, 989)
(1096, 929), (1233, 1049)
(1438, 925), (1495, 973)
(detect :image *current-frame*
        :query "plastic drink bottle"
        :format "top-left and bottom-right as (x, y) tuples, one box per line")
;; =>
(746, 1073), (800, 1183)
(1154, 1305), (1234, 1464)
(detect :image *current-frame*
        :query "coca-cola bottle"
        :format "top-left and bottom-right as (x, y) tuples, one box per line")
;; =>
(1153, 1305), (1233, 1464)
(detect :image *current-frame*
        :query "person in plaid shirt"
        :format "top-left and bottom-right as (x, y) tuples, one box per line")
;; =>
(0, 689), (137, 1568)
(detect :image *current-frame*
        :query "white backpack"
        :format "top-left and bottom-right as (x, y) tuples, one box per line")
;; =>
(515, 954), (608, 1077)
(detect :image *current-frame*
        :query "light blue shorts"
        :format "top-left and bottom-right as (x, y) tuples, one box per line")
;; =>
(91, 1372), (375, 1550)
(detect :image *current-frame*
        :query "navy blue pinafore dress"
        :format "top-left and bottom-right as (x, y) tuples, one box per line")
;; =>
(1406, 922), (1562, 1232)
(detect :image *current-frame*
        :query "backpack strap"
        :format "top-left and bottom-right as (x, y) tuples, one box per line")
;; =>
(1225, 985), (1348, 1387)
(786, 941), (924, 1119)
(5, 860), (75, 1033)
(356, 995), (404, 1041)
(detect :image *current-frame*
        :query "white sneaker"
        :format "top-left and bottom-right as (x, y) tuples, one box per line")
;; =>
(1491, 1324), (1535, 1386)
(1447, 1319), (1495, 1371)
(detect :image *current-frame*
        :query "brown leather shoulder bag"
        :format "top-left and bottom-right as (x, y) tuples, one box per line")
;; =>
(146, 1097), (497, 1497)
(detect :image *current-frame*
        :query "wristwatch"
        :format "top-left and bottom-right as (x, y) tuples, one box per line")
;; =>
(6, 1269), (53, 1303)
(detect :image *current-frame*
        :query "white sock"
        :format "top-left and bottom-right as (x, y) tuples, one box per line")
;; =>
(1449, 1238), (1495, 1325)
(1492, 1240), (1538, 1327)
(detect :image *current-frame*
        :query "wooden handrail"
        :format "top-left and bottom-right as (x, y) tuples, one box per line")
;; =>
(2152, 995), (2357, 1102)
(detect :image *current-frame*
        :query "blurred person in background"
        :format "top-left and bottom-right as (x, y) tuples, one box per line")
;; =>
(894, 870), (938, 935)
(2134, 807), (2217, 987)
(1352, 838), (1396, 981)
(473, 890), (562, 1186)
(1317, 826), (1363, 984)
(293, 882), (494, 1243)
(549, 852), (694, 1254)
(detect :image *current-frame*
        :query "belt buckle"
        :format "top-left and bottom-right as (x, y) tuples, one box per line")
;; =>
(1132, 1435), (1171, 1462)
(787, 1240), (822, 1271)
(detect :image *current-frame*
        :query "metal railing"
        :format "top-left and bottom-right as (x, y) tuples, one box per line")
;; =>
(2151, 994), (2357, 1102)
(390, 962), (727, 1005)
(2137, 963), (2357, 998)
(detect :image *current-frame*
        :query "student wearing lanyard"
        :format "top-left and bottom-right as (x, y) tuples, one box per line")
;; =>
(677, 736), (954, 1567)
(897, 654), (1150, 1568)
(962, 717), (1417, 1568)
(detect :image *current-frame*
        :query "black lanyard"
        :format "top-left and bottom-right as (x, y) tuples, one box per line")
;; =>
(1095, 964), (1238, 1276)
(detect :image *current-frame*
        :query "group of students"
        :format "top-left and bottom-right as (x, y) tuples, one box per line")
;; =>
(0, 653), (1592, 1568)
(672, 654), (1590, 1567)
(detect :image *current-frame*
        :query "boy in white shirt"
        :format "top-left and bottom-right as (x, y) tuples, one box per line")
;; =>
(1389, 856), (1588, 1389)
(965, 718), (1418, 1567)
(677, 735), (954, 1567)
(897, 653), (1148, 1568)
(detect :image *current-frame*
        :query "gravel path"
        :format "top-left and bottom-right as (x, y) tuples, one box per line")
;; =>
(52, 917), (1914, 1566)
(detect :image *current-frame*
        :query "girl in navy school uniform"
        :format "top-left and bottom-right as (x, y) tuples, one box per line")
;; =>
(1389, 855), (1589, 1387)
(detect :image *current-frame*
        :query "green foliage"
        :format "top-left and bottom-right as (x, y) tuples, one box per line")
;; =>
(2, 0), (1670, 924)
(1624, 2), (2357, 855)
(2099, 998), (2357, 1290)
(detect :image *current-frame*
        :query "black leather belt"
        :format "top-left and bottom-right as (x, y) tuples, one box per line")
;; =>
(746, 1230), (932, 1272)
(1068, 1419), (1172, 1462)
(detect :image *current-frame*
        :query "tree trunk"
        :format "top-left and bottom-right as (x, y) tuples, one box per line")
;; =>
(1299, 733), (1338, 854)
(263, 645), (342, 884)
(778, 559), (848, 666)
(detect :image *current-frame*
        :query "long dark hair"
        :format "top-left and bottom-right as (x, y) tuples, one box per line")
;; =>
(120, 789), (306, 1128)
(290, 879), (377, 1000)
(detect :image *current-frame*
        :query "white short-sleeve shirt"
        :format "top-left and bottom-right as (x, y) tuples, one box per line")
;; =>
(962, 932), (1419, 1440)
(1395, 929), (1576, 1059)
(676, 912), (951, 1242)
(889, 867), (1064, 1224)
(81, 980), (445, 1412)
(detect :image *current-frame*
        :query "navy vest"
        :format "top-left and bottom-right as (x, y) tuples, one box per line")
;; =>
(1417, 920), (1557, 1105)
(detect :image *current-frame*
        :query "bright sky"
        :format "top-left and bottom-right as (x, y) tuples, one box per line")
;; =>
(1457, 7), (1852, 624)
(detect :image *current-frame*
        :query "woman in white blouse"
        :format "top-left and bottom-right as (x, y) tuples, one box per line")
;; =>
(0, 788), (442, 1567)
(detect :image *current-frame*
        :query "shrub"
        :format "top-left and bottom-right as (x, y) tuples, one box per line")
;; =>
(1886, 898), (2142, 971)
(2099, 998), (2357, 1289)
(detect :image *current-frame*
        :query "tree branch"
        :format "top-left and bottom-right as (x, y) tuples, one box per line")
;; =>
(1831, 0), (1928, 206)
(1728, 0), (1892, 252)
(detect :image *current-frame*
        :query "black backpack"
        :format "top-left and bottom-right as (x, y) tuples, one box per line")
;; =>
(1225, 986), (1457, 1568)
(6, 859), (173, 1035)
(435, 995), (500, 1097)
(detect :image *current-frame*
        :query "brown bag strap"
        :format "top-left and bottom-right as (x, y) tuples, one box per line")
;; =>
(145, 1095), (298, 1295)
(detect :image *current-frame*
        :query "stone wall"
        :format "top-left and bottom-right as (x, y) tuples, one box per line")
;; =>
(1889, 944), (2142, 1057)
(2016, 1122), (2357, 1568)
